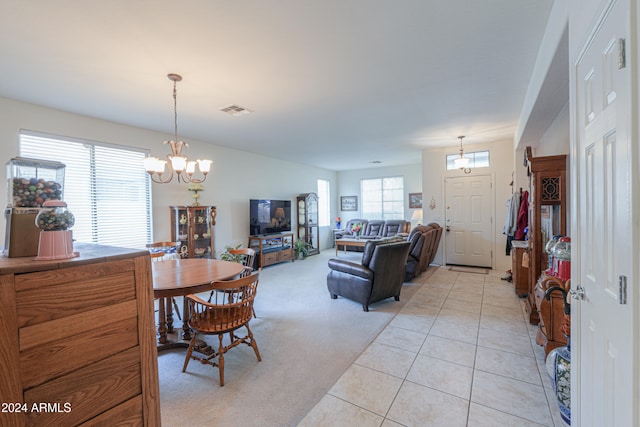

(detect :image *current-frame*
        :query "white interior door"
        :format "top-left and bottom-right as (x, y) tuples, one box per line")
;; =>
(444, 175), (493, 268)
(573, 0), (636, 425)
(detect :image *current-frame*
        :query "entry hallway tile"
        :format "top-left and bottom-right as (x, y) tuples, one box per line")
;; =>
(388, 312), (436, 333)
(471, 370), (553, 426)
(355, 342), (417, 379)
(437, 307), (480, 327)
(442, 298), (482, 314)
(478, 327), (535, 356)
(480, 313), (529, 335)
(406, 354), (473, 399)
(386, 381), (469, 427)
(475, 346), (542, 385)
(374, 325), (427, 353)
(328, 364), (403, 416)
(298, 394), (383, 427)
(430, 318), (479, 344)
(420, 335), (477, 367)
(467, 402), (548, 427)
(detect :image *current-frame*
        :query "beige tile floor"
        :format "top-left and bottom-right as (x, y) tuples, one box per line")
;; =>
(299, 267), (566, 427)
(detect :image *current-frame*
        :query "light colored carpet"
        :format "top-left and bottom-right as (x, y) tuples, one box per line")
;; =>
(157, 250), (436, 426)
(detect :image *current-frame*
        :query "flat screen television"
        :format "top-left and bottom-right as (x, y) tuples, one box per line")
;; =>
(249, 199), (292, 235)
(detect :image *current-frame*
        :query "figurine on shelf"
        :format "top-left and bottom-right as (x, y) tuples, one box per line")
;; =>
(179, 214), (187, 225)
(188, 183), (203, 206)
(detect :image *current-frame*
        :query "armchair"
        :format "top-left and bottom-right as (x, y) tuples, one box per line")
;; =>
(361, 220), (385, 239)
(327, 239), (411, 311)
(381, 220), (411, 237)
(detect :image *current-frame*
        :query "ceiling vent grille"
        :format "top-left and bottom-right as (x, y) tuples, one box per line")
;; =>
(220, 104), (253, 116)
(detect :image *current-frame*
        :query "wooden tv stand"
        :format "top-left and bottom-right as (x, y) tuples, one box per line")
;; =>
(248, 233), (294, 267)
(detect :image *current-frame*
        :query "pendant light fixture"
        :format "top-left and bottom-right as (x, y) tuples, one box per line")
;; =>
(143, 73), (212, 183)
(454, 135), (471, 174)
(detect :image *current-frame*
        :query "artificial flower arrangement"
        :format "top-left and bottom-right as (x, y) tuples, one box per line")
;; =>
(335, 216), (342, 228)
(351, 223), (363, 236)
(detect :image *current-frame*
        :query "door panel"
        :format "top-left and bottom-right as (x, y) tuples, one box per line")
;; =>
(574, 0), (636, 425)
(444, 175), (493, 267)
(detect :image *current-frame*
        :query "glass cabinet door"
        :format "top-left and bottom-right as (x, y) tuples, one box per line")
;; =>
(297, 193), (319, 256)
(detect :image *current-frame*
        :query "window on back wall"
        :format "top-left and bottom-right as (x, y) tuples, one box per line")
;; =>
(19, 131), (152, 249)
(317, 179), (330, 227)
(360, 176), (404, 220)
(446, 150), (490, 170)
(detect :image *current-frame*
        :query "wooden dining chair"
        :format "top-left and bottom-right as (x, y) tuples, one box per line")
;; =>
(147, 242), (182, 320)
(217, 247), (258, 317)
(182, 272), (261, 386)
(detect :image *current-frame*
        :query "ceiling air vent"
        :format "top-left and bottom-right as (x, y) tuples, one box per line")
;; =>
(220, 104), (253, 117)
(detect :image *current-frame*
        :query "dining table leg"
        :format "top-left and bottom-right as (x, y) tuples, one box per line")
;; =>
(157, 298), (168, 344)
(166, 298), (174, 333)
(181, 297), (192, 341)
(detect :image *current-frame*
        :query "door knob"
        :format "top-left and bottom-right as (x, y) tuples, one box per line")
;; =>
(570, 284), (586, 300)
(446, 226), (451, 232)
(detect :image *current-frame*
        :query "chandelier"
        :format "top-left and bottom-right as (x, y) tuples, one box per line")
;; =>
(143, 73), (212, 183)
(454, 135), (471, 174)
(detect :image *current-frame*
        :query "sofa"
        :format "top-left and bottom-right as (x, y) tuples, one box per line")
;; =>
(334, 219), (411, 250)
(327, 238), (411, 311)
(404, 223), (442, 281)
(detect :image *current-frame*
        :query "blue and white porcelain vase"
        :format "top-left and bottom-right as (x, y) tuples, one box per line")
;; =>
(546, 337), (571, 426)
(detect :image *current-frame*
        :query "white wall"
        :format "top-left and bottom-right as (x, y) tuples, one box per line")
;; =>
(0, 96), (337, 253)
(422, 139), (515, 271)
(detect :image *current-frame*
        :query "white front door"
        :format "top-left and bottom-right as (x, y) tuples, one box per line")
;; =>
(444, 175), (493, 268)
(573, 0), (636, 425)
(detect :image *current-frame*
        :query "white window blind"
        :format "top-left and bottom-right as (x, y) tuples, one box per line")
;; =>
(19, 131), (152, 249)
(317, 179), (330, 227)
(361, 176), (404, 220)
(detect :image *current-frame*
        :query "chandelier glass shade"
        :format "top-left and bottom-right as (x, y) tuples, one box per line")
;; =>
(454, 135), (471, 173)
(143, 73), (212, 184)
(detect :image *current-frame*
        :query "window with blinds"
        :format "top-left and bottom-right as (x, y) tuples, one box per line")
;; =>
(19, 131), (152, 249)
(360, 176), (404, 220)
(317, 179), (330, 227)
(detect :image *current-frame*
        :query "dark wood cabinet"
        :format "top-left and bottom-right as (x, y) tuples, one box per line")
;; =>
(524, 147), (567, 325)
(297, 193), (320, 256)
(248, 233), (294, 267)
(534, 274), (570, 355)
(511, 240), (529, 296)
(170, 205), (216, 259)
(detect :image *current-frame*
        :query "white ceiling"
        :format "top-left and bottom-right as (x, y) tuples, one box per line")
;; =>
(0, 0), (554, 171)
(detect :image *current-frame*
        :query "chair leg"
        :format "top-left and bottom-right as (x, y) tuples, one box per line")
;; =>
(218, 333), (225, 386)
(182, 334), (198, 372)
(245, 323), (262, 361)
(171, 297), (182, 321)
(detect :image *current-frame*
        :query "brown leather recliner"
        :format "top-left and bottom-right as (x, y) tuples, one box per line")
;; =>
(425, 223), (443, 266)
(327, 239), (411, 311)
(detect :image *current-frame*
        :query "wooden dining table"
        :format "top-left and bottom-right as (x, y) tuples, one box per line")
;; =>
(152, 258), (244, 351)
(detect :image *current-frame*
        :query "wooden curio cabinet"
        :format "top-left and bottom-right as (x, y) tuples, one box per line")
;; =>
(524, 147), (567, 324)
(297, 193), (320, 256)
(170, 205), (216, 259)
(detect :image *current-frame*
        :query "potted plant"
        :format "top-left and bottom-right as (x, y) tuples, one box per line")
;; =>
(219, 243), (243, 263)
(294, 238), (310, 259)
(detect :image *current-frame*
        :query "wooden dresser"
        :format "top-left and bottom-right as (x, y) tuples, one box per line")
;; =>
(0, 243), (160, 426)
(534, 274), (570, 355)
(511, 240), (529, 296)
